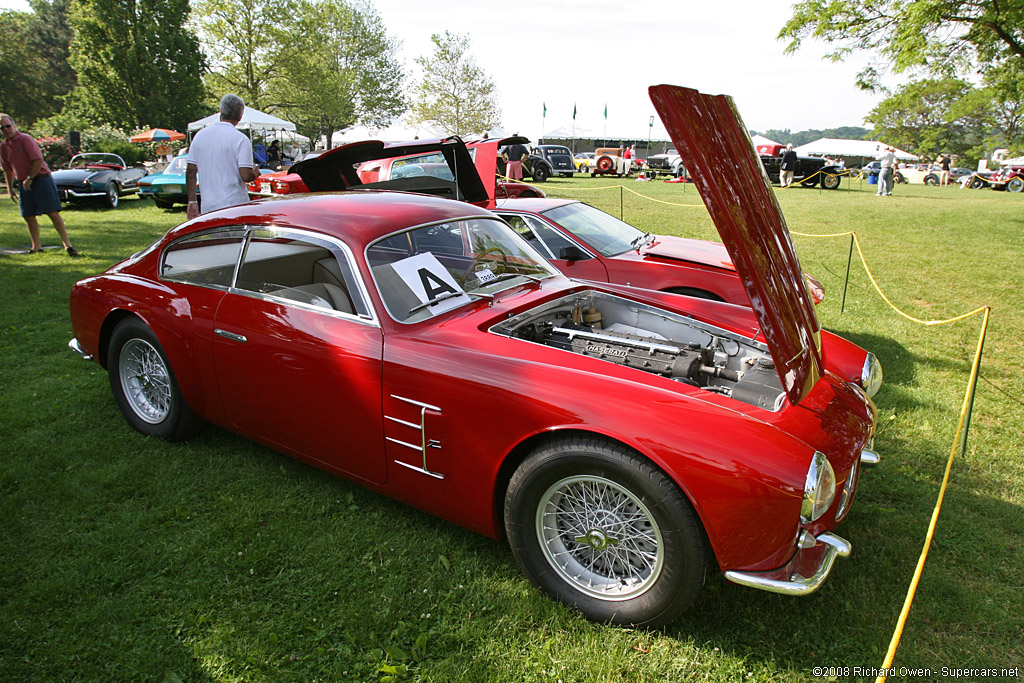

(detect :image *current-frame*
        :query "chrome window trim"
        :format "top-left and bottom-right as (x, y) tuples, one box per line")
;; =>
(160, 223), (380, 326)
(233, 225), (379, 326)
(159, 225), (250, 292)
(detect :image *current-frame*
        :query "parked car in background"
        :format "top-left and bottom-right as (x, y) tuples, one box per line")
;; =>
(138, 154), (191, 209)
(645, 147), (686, 178)
(51, 153), (148, 208)
(363, 139), (545, 199)
(589, 147), (629, 176)
(67, 84), (880, 628)
(760, 153), (843, 189)
(247, 151), (322, 197)
(898, 165), (942, 185)
(985, 165), (1024, 192)
(574, 152), (595, 172)
(491, 196), (832, 306)
(533, 144), (576, 177)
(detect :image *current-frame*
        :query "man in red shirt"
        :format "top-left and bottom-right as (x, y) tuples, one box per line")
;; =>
(0, 113), (78, 256)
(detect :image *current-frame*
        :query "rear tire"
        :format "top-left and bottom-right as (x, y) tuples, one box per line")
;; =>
(532, 164), (550, 182)
(108, 318), (201, 441)
(1007, 177), (1023, 193)
(504, 437), (708, 627)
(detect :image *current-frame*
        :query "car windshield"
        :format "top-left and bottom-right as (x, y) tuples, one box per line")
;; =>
(540, 202), (646, 257)
(366, 217), (560, 323)
(166, 156), (189, 174)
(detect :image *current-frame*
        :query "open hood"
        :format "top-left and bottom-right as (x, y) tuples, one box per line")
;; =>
(648, 84), (823, 405)
(291, 136), (491, 204)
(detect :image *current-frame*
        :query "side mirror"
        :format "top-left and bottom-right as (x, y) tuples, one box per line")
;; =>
(559, 245), (586, 261)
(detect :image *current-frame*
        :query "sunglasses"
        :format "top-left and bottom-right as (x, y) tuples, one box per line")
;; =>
(0, 124), (12, 129)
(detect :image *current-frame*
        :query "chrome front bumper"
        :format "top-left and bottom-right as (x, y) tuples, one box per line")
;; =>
(68, 338), (92, 361)
(724, 532), (851, 596)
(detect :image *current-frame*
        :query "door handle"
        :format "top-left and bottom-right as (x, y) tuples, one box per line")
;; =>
(214, 329), (247, 343)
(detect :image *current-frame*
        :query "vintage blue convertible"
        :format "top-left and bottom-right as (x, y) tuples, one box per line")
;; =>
(51, 153), (148, 208)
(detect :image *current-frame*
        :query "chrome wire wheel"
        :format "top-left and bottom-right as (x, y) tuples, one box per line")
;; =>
(536, 474), (664, 600)
(118, 338), (172, 424)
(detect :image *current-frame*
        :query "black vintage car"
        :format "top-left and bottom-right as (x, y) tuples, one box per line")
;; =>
(760, 153), (844, 190)
(51, 153), (148, 208)
(495, 137), (573, 182)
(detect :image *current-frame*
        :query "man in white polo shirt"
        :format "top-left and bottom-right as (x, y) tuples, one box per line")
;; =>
(186, 94), (258, 219)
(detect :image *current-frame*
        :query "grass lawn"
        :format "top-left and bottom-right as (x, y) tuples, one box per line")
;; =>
(1, 177), (1022, 682)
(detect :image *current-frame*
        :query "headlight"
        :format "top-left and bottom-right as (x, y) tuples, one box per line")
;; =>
(801, 451), (836, 523)
(860, 353), (883, 398)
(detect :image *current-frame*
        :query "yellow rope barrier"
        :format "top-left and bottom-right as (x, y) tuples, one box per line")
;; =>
(789, 230), (988, 326)
(875, 306), (990, 683)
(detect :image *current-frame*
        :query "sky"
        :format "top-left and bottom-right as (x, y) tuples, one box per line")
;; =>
(2, 0), (900, 142)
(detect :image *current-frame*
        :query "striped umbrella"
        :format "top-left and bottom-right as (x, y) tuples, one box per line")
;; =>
(129, 128), (186, 143)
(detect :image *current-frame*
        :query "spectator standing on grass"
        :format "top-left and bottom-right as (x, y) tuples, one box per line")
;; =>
(0, 113), (78, 256)
(186, 94), (258, 219)
(940, 154), (952, 186)
(876, 146), (896, 196)
(780, 143), (798, 188)
(622, 144), (634, 176)
(502, 139), (530, 181)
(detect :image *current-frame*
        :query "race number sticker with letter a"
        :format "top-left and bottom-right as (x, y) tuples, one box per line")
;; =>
(391, 252), (472, 315)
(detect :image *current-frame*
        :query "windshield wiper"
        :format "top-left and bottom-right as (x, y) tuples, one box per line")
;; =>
(408, 290), (465, 315)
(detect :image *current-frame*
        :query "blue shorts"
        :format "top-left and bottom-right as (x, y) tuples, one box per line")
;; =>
(19, 174), (62, 217)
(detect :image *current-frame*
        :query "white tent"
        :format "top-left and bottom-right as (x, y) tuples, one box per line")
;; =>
(330, 121), (445, 146)
(187, 107), (296, 133)
(795, 137), (918, 162)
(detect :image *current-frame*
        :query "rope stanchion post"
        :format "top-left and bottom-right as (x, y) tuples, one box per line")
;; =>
(841, 233), (853, 314)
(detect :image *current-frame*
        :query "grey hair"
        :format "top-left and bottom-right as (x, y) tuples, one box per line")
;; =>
(219, 94), (245, 121)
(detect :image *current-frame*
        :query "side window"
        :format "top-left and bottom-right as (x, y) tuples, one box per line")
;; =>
(498, 214), (580, 261)
(235, 228), (371, 318)
(162, 228), (246, 288)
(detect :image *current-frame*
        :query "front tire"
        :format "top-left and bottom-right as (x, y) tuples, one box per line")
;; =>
(504, 437), (708, 627)
(108, 318), (201, 441)
(105, 183), (120, 208)
(822, 173), (841, 190)
(1007, 177), (1023, 193)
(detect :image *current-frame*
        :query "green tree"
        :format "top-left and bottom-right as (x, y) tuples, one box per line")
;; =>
(270, 0), (405, 147)
(0, 1), (74, 127)
(409, 31), (500, 137)
(68, 0), (207, 131)
(193, 0), (300, 110)
(952, 61), (1024, 156)
(780, 0), (1024, 89)
(865, 78), (983, 159)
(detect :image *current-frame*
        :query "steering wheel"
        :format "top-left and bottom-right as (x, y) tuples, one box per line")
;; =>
(460, 247), (510, 285)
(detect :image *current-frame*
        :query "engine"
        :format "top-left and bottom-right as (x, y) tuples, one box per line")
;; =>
(490, 290), (786, 411)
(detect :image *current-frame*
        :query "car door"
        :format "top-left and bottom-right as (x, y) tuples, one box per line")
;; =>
(212, 227), (387, 484)
(496, 212), (609, 282)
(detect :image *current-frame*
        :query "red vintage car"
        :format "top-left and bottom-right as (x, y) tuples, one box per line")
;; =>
(357, 137), (545, 199)
(491, 196), (827, 306)
(246, 151), (322, 197)
(68, 85), (880, 627)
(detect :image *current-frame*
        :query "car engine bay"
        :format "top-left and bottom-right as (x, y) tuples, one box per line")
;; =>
(490, 291), (786, 411)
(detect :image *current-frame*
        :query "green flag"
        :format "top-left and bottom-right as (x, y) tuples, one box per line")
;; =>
(543, 102), (547, 117)
(604, 103), (608, 120)
(573, 103), (576, 120)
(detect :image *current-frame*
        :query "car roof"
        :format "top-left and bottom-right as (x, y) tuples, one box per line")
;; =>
(170, 191), (498, 247)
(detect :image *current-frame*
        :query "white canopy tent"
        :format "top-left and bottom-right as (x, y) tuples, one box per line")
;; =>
(187, 106), (297, 134)
(329, 121), (446, 146)
(795, 138), (918, 162)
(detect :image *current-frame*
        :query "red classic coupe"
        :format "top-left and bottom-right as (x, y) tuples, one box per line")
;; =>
(491, 196), (826, 306)
(68, 85), (880, 627)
